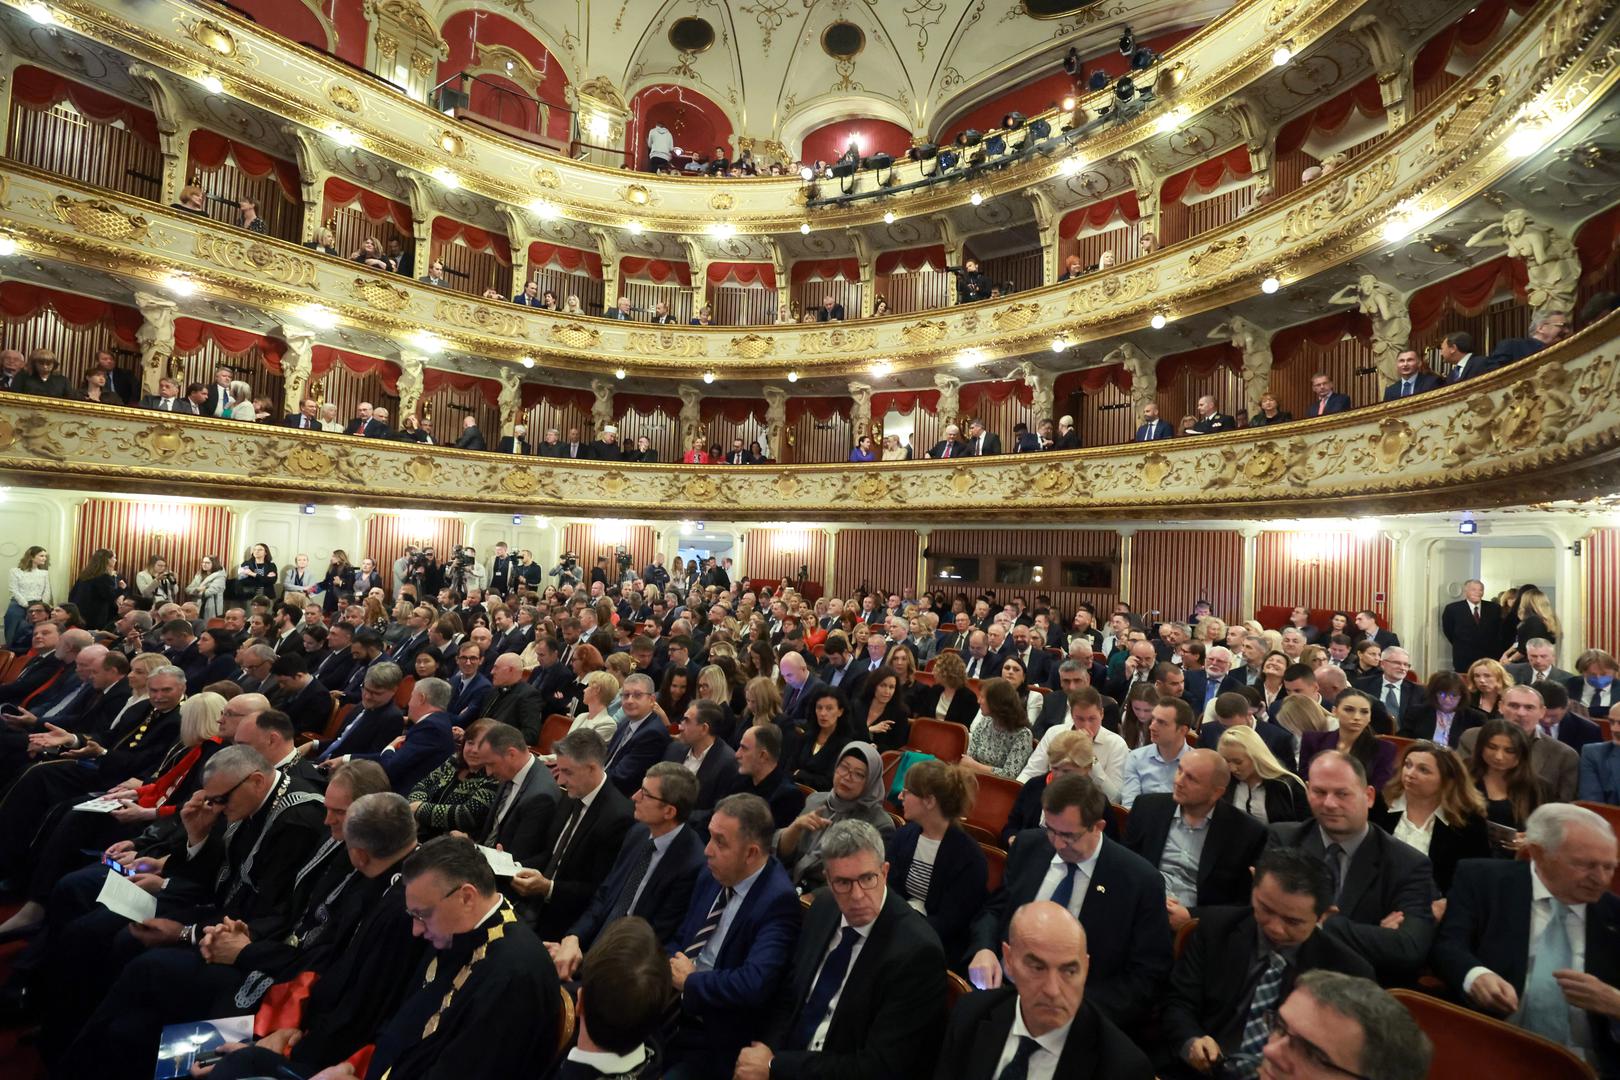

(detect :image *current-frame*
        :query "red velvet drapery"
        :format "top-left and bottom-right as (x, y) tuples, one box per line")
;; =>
(960, 380), (1035, 411)
(1154, 342), (1242, 388)
(619, 258), (692, 286)
(1053, 364), (1130, 398)
(874, 246), (946, 275)
(1275, 77), (1385, 157)
(1408, 256), (1528, 333)
(790, 258), (862, 284)
(309, 345), (400, 387)
(1413, 0), (1537, 87)
(700, 398), (764, 422)
(871, 389), (941, 415)
(1577, 205), (1620, 284)
(187, 130), (302, 204)
(706, 263), (777, 288)
(430, 217), (512, 264)
(528, 243), (603, 278)
(1059, 192), (1142, 237)
(520, 383), (596, 412)
(1161, 146), (1253, 205)
(787, 397), (852, 423)
(0, 282), (142, 344)
(11, 65), (159, 144)
(321, 178), (412, 235)
(173, 318), (286, 365)
(1271, 311), (1374, 369)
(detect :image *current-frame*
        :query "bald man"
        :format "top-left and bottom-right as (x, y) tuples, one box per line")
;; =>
(1124, 747), (1269, 930)
(938, 902), (1153, 1079)
(478, 653), (544, 745)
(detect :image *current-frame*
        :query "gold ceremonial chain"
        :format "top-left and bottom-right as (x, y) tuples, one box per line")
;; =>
(420, 904), (517, 1039)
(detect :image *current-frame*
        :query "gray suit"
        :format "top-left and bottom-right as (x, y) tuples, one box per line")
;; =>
(1458, 725), (1580, 800)
(1504, 663), (1575, 688)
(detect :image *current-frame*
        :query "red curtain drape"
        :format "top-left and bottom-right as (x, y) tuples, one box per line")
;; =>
(173, 318), (286, 365)
(1413, 0), (1535, 86)
(322, 177), (412, 235)
(787, 396), (852, 423)
(422, 369), (501, 407)
(1155, 342), (1241, 388)
(0, 282), (142, 344)
(12, 65), (159, 144)
(960, 380), (1034, 411)
(1275, 77), (1386, 157)
(1059, 192), (1142, 238)
(430, 217), (512, 265)
(1271, 311), (1374, 369)
(614, 392), (682, 417)
(619, 258), (692, 286)
(309, 345), (398, 386)
(528, 242), (603, 278)
(1161, 146), (1253, 206)
(1408, 256), (1529, 333)
(1054, 364), (1129, 398)
(874, 246), (946, 275)
(188, 130), (301, 204)
(706, 263), (777, 288)
(520, 384), (595, 412)
(790, 258), (862, 285)
(1577, 205), (1620, 284)
(871, 389), (941, 415)
(700, 398), (764, 422)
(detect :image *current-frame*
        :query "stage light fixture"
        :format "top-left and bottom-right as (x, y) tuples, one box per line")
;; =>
(985, 134), (1007, 157)
(1114, 77), (1137, 103)
(830, 159), (858, 179)
(800, 165), (816, 181)
(883, 210), (895, 224)
(1131, 47), (1158, 71)
(863, 152), (896, 186)
(1062, 95), (1077, 111)
(786, 371), (799, 383)
(1088, 70), (1110, 91)
(1118, 26), (1135, 56)
(1026, 118), (1052, 142)
(1002, 112), (1026, 131)
(957, 129), (983, 148)
(938, 149), (960, 170)
(1260, 276), (1281, 294)
(614, 368), (626, 379)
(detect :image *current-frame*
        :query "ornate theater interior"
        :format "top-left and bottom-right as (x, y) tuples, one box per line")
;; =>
(0, 0), (1619, 1074)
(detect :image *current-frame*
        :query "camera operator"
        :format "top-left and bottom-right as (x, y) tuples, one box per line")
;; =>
(550, 551), (582, 589)
(948, 258), (993, 304)
(488, 541), (518, 599)
(395, 545), (442, 602)
(135, 556), (179, 607)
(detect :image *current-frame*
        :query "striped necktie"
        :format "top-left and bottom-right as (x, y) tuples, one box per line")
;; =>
(684, 885), (735, 958)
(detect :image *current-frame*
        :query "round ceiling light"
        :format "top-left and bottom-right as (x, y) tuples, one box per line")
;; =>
(822, 21), (865, 60)
(669, 17), (716, 54)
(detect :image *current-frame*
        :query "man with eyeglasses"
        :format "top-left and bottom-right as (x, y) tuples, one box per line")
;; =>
(602, 673), (672, 796)
(1434, 802), (1620, 1073)
(734, 818), (944, 1080)
(446, 642), (494, 728)
(968, 773), (1170, 1029)
(940, 900), (1154, 1079)
(1259, 970), (1431, 1080)
(548, 761), (705, 979)
(300, 662), (404, 762)
(336, 676), (456, 795)
(1162, 846), (1376, 1079)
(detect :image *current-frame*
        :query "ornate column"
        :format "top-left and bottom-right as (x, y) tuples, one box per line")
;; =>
(1351, 14), (1412, 131)
(849, 232), (875, 317)
(676, 235), (708, 316)
(1024, 187), (1059, 286)
(132, 291), (178, 396)
(590, 227), (623, 310)
(280, 328), (317, 414)
(915, 526), (932, 602)
(677, 385), (703, 447)
(398, 350), (429, 422)
(762, 387), (788, 463)
(1117, 527), (1136, 607)
(930, 215), (962, 305)
(574, 78), (630, 170)
(762, 238), (791, 320)
(1208, 315), (1275, 415)
(281, 125), (333, 244)
(589, 379), (615, 438)
(1101, 343), (1160, 423)
(932, 373), (962, 426)
(498, 206), (534, 294)
(823, 526), (841, 595)
(364, 0), (448, 101)
(1116, 153), (1160, 251)
(1218, 95), (1273, 198)
(1239, 526), (1261, 617)
(128, 65), (195, 207)
(1327, 276), (1411, 383)
(393, 169), (433, 288)
(848, 381), (873, 442)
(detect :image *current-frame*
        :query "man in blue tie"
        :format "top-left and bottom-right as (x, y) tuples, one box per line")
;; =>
(1135, 402), (1174, 442)
(1382, 349), (1444, 401)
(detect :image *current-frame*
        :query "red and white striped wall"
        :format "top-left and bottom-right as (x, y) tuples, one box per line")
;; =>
(1255, 530), (1393, 616)
(560, 523), (658, 578)
(1132, 530), (1245, 623)
(365, 513), (465, 594)
(832, 529), (918, 598)
(75, 498), (235, 586)
(1586, 527), (1620, 656)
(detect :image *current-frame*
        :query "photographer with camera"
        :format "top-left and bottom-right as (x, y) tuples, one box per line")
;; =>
(394, 546), (442, 602)
(948, 258), (993, 304)
(550, 551), (582, 590)
(135, 556), (179, 608)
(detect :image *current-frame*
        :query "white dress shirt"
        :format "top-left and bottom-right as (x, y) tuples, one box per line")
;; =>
(1019, 725), (1127, 801)
(1037, 843), (1101, 920)
(626, 825), (685, 914)
(696, 860), (767, 970)
(1386, 795), (1448, 857)
(992, 1001), (1075, 1080)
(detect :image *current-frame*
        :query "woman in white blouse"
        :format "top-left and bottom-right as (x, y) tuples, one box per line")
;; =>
(569, 670), (620, 743)
(227, 380), (256, 421)
(7, 546), (52, 646)
(135, 557), (179, 606)
(318, 403), (344, 432)
(1372, 740), (1490, 897)
(185, 555), (227, 620)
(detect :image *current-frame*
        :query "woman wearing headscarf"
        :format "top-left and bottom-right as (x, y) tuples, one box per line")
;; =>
(776, 741), (895, 890)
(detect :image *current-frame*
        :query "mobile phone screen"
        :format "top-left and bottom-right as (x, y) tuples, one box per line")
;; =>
(102, 854), (133, 876)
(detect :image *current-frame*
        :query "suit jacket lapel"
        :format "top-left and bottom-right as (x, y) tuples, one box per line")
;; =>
(970, 996), (1018, 1080)
(1336, 833), (1379, 918)
(1197, 807), (1232, 890)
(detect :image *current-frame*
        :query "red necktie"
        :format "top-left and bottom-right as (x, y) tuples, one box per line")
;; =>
(943, 443), (953, 458)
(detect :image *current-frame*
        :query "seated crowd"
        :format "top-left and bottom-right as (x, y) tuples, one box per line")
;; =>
(0, 540), (1616, 1079)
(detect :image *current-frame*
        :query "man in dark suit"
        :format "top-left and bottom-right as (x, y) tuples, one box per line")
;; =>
(735, 819), (945, 1080)
(1134, 402), (1175, 442)
(1124, 748), (1269, 926)
(342, 675), (455, 794)
(1307, 373), (1352, 417)
(1383, 348), (1445, 401)
(714, 722), (807, 831)
(778, 652), (828, 729)
(270, 653), (337, 737)
(968, 774), (1171, 1028)
(513, 281), (545, 306)
(138, 377), (189, 412)
(495, 425), (531, 454)
(478, 653), (545, 744)
(1439, 330), (1486, 382)
(1459, 686), (1582, 800)
(1442, 578), (1504, 673)
(1351, 609), (1399, 649)
(549, 763), (706, 979)
(200, 367), (234, 418)
(553, 920), (669, 1079)
(1162, 846), (1376, 1078)
(940, 900), (1153, 1080)
(308, 663), (403, 761)
(665, 792), (802, 1076)
(528, 635), (576, 713)
(1354, 646), (1425, 729)
(1432, 803), (1620, 1075)
(926, 423), (969, 459)
(475, 721), (561, 865)
(445, 643), (494, 727)
(665, 700), (739, 811)
(282, 398), (320, 430)
(342, 401), (389, 438)
(1183, 395), (1236, 435)
(815, 295), (845, 322)
(1507, 637), (1576, 689)
(510, 728), (636, 939)
(817, 635), (863, 694)
(1268, 751), (1436, 983)
(965, 419), (1002, 456)
(309, 623), (359, 693)
(89, 350), (136, 404)
(455, 416), (487, 450)
(1003, 624), (1053, 687)
(1484, 310), (1569, 370)
(1533, 682), (1603, 753)
(589, 426), (627, 460)
(603, 673), (673, 795)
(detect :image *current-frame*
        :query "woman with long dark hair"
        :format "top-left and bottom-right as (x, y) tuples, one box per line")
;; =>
(1375, 740), (1489, 893)
(315, 549), (356, 615)
(68, 548), (121, 631)
(1469, 718), (1547, 845)
(1299, 690), (1396, 791)
(857, 665), (911, 752)
(788, 687), (861, 791)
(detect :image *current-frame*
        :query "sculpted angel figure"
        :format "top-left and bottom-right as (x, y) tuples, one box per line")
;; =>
(847, 381), (873, 441)
(677, 384), (704, 447)
(397, 352), (426, 422)
(762, 386), (787, 462)
(1101, 342), (1158, 419)
(1209, 315), (1273, 413)
(1467, 209), (1580, 314)
(1327, 275), (1411, 382)
(590, 378), (616, 433)
(932, 373), (961, 425)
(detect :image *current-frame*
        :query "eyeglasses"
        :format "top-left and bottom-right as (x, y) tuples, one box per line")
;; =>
(406, 885), (464, 924)
(833, 762), (868, 782)
(635, 786), (670, 804)
(1264, 1010), (1374, 1079)
(203, 773), (252, 808)
(827, 871), (882, 894)
(1042, 819), (1085, 845)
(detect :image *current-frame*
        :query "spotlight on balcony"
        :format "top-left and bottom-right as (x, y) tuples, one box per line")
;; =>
(863, 152), (895, 186)
(799, 222), (811, 234)
(1260, 276), (1281, 294)
(799, 165), (816, 182)
(702, 371), (715, 384)
(1118, 26), (1135, 57)
(1114, 77), (1137, 104)
(1002, 112), (1026, 132)
(1088, 70), (1110, 92)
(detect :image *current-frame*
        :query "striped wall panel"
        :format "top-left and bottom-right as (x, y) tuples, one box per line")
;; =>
(1132, 530), (1245, 624)
(417, 381), (499, 446)
(882, 396), (1040, 457)
(188, 162), (300, 243)
(1077, 381), (1136, 448)
(327, 206), (408, 266)
(75, 499), (235, 591)
(431, 238), (512, 300)
(522, 399), (594, 446)
(790, 280), (863, 323)
(8, 100), (163, 203)
(1157, 365), (1246, 429)
(1060, 223), (1140, 272)
(313, 362), (398, 432)
(525, 268), (606, 318)
(1185, 185), (1255, 242)
(560, 523), (657, 579)
(1270, 335), (1380, 417)
(0, 308), (140, 393)
(1587, 528), (1620, 656)
(174, 339), (282, 416)
(709, 283), (777, 327)
(832, 529), (918, 597)
(1254, 531), (1393, 615)
(624, 281), (692, 323)
(790, 412), (852, 466)
(364, 513), (465, 594)
(747, 527), (830, 589)
(875, 268), (952, 316)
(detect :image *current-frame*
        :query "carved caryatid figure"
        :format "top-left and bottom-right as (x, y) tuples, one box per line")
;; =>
(677, 384), (704, 447)
(590, 378), (616, 434)
(496, 367), (521, 435)
(932, 373), (961, 426)
(282, 331), (316, 416)
(1208, 315), (1275, 415)
(847, 381), (873, 441)
(1329, 274), (1412, 383)
(1101, 342), (1159, 420)
(1007, 362), (1054, 423)
(1467, 209), (1581, 315)
(133, 291), (178, 397)
(396, 352), (426, 422)
(762, 386), (787, 463)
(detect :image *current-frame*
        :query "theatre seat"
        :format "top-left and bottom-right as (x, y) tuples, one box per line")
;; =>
(320, 702), (353, 742)
(393, 675), (416, 708)
(908, 718), (967, 763)
(0, 652), (26, 684)
(1389, 989), (1596, 1080)
(963, 774), (1022, 847)
(980, 843), (1006, 892)
(537, 713), (573, 753)
(554, 986), (576, 1065)
(946, 970), (972, 1011)
(1174, 917), (1200, 961)
(1382, 734), (1414, 756)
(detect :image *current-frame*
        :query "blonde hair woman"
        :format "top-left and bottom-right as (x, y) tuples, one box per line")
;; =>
(1466, 658), (1514, 719)
(1003, 729), (1107, 844)
(1274, 693), (1333, 762)
(227, 381), (256, 421)
(1218, 726), (1308, 823)
(1510, 587), (1560, 656)
(572, 670), (620, 744)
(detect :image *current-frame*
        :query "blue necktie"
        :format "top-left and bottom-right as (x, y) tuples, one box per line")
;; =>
(789, 927), (861, 1050)
(1049, 862), (1081, 912)
(1401, 379), (1413, 397)
(1517, 899), (1574, 1045)
(997, 1036), (1042, 1080)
